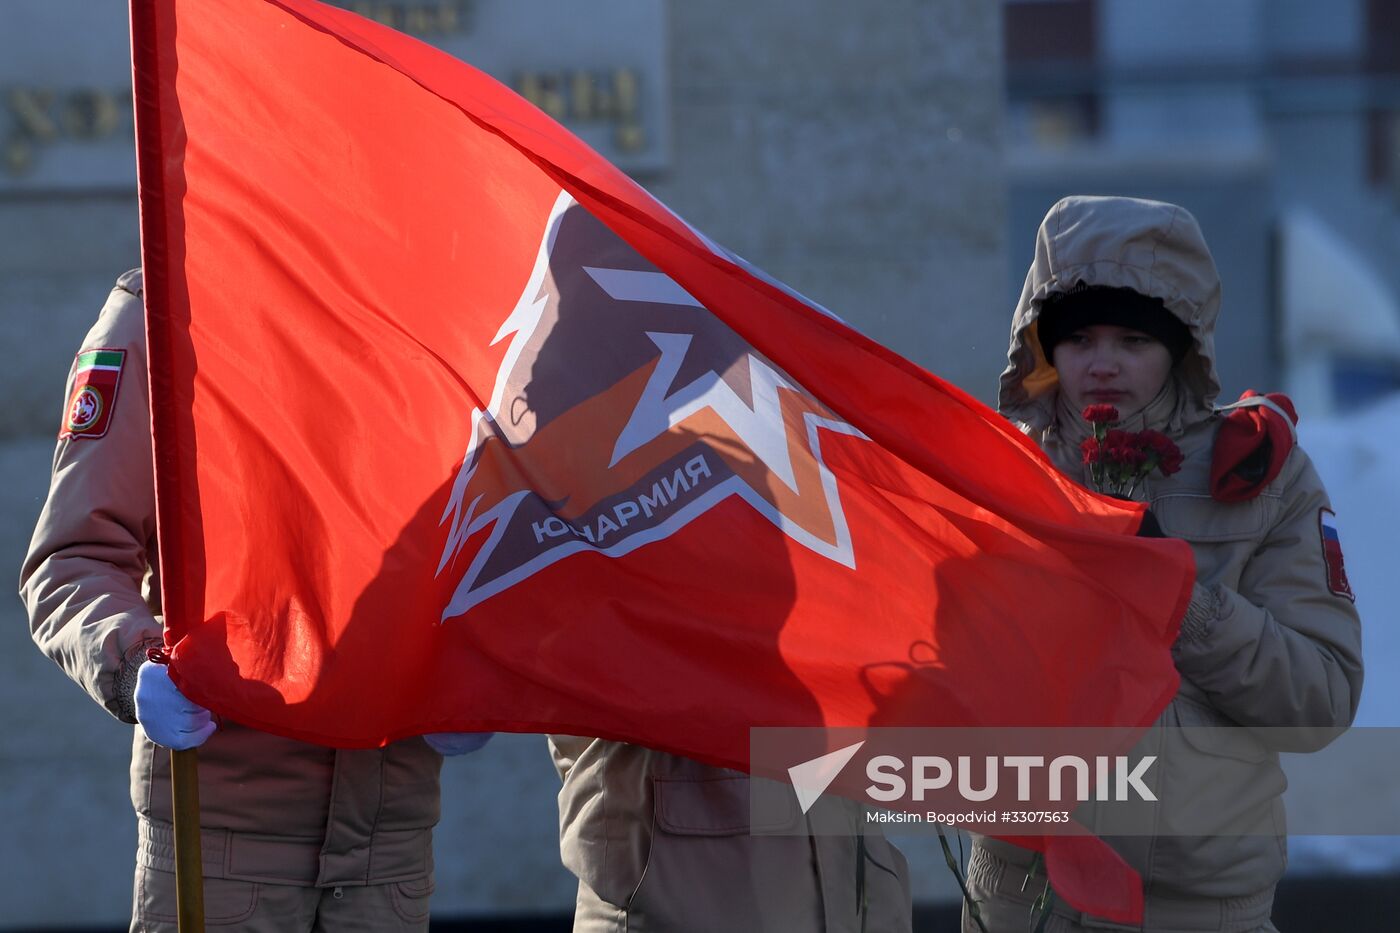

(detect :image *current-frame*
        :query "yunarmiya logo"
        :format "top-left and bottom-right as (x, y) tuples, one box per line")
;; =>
(435, 191), (867, 617)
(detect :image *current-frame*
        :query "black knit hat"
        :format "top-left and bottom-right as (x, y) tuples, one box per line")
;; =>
(1038, 284), (1193, 365)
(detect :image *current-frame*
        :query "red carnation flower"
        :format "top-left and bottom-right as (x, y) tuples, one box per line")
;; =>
(1104, 429), (1133, 448)
(1081, 424), (1185, 496)
(1082, 404), (1119, 424)
(1138, 429), (1184, 476)
(1122, 448), (1150, 468)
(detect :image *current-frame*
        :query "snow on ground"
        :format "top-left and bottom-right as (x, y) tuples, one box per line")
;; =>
(1282, 393), (1400, 873)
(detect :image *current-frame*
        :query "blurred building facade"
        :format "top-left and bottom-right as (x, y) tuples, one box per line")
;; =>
(1004, 0), (1400, 414)
(0, 0), (1002, 927)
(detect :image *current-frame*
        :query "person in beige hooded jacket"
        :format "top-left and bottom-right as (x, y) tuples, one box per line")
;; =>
(962, 197), (1363, 932)
(21, 271), (461, 932)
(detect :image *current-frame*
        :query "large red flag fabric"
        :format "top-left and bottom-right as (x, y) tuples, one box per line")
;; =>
(132, 0), (1193, 920)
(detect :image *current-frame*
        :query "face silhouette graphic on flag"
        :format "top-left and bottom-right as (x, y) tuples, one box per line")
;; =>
(436, 194), (867, 617)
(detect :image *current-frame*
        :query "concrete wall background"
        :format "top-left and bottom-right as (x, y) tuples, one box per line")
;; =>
(650, 0), (1008, 399)
(0, 0), (1003, 926)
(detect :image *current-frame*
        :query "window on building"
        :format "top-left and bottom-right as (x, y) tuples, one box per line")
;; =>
(1005, 1), (1099, 149)
(1366, 0), (1400, 75)
(1366, 110), (1400, 196)
(1333, 356), (1400, 411)
(1007, 95), (1100, 148)
(1004, 0), (1096, 65)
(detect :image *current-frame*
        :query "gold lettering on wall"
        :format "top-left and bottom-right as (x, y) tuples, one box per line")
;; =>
(3, 86), (132, 176)
(9, 89), (59, 141)
(515, 68), (646, 153)
(64, 89), (122, 139)
(3, 52), (652, 177)
(332, 1), (474, 37)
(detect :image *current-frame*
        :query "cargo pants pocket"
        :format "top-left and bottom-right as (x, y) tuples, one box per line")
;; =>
(132, 863), (258, 929)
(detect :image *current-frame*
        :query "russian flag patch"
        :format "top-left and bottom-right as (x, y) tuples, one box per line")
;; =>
(1318, 509), (1354, 602)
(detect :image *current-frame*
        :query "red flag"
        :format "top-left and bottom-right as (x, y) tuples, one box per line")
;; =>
(132, 0), (1193, 920)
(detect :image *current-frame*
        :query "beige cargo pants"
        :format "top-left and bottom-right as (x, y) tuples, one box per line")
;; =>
(131, 863), (433, 932)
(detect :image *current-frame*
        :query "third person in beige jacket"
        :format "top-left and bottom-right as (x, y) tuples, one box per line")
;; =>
(963, 196), (1364, 933)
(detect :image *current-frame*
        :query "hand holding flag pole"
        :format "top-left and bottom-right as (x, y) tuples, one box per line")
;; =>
(138, 650), (207, 932)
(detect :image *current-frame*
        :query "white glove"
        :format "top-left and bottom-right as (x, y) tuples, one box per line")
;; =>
(134, 661), (217, 749)
(423, 732), (494, 756)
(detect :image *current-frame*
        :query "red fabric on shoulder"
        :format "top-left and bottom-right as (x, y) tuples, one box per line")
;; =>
(1210, 391), (1298, 502)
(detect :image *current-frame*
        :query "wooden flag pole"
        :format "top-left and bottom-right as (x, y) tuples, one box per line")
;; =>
(170, 747), (206, 933)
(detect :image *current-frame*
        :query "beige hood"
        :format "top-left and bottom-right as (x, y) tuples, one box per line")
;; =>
(997, 196), (1224, 434)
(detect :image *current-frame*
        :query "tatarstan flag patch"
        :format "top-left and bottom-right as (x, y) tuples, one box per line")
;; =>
(1319, 508), (1354, 601)
(61, 348), (126, 440)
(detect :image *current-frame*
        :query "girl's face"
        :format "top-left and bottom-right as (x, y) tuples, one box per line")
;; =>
(1052, 324), (1174, 419)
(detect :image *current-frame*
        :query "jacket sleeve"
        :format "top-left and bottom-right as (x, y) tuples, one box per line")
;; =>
(18, 277), (163, 724)
(1171, 448), (1363, 750)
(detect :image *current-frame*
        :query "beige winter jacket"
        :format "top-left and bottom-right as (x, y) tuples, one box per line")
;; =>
(21, 270), (443, 888)
(984, 196), (1364, 901)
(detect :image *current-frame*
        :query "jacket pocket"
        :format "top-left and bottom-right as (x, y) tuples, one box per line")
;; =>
(1152, 492), (1268, 542)
(1144, 698), (1287, 895)
(654, 774), (803, 835)
(654, 775), (753, 835)
(625, 776), (825, 931)
(1175, 695), (1268, 762)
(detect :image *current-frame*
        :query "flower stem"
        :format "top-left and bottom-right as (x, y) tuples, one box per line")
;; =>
(939, 826), (989, 933)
